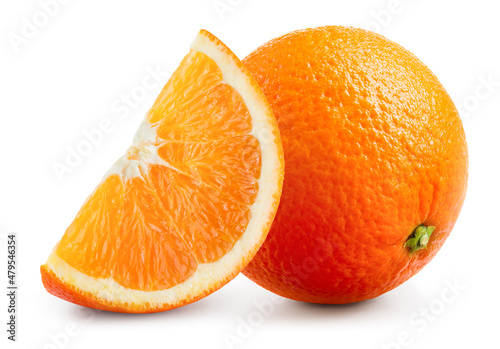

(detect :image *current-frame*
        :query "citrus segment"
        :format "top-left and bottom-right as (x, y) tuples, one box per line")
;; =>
(56, 175), (125, 279)
(41, 30), (284, 313)
(149, 51), (253, 142)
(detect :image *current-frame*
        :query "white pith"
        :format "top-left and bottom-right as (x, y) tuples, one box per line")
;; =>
(45, 31), (282, 310)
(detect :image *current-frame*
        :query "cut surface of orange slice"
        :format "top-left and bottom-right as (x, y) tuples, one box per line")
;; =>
(41, 30), (284, 313)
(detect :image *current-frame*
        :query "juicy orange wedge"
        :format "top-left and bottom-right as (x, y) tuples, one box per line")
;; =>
(41, 30), (284, 313)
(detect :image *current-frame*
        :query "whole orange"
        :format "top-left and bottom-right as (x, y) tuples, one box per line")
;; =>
(242, 26), (468, 303)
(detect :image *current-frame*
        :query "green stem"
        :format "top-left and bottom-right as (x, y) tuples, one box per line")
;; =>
(405, 225), (435, 254)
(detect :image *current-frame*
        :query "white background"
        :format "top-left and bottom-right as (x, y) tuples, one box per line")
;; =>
(1, 0), (499, 348)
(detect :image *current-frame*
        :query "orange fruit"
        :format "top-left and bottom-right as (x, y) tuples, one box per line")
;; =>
(41, 30), (284, 313)
(242, 26), (468, 304)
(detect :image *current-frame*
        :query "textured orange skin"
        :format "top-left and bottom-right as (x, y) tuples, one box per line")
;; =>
(242, 26), (468, 304)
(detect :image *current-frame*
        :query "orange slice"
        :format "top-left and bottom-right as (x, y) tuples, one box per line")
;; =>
(41, 30), (284, 313)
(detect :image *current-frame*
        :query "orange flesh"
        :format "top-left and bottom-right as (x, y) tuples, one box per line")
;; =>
(55, 51), (261, 291)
